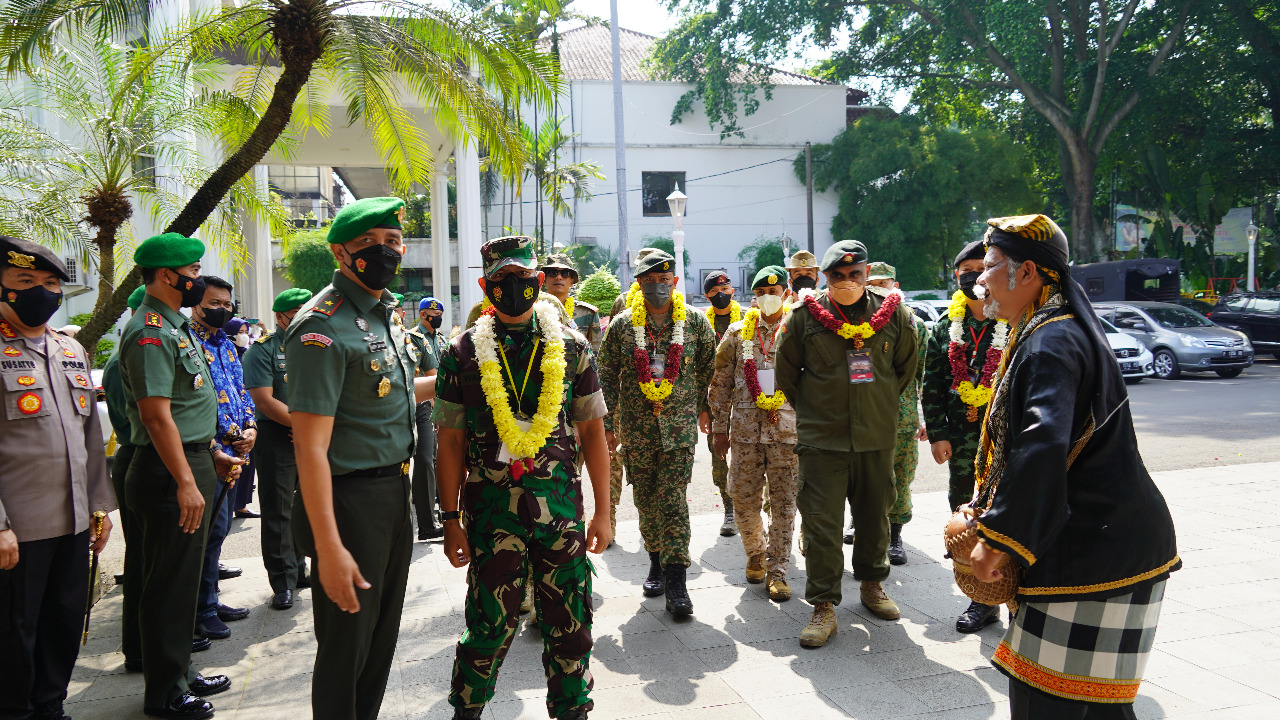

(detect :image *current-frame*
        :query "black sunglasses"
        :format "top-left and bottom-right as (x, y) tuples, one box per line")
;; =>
(543, 268), (577, 279)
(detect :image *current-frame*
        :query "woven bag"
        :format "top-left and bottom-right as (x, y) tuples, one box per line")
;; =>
(944, 504), (1020, 607)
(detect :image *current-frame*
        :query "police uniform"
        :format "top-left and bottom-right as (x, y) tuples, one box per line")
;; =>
(241, 288), (311, 607)
(0, 237), (114, 720)
(118, 233), (227, 716)
(406, 298), (443, 540)
(284, 198), (417, 720)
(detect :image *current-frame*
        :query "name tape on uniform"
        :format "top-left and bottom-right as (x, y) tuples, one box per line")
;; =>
(301, 332), (333, 348)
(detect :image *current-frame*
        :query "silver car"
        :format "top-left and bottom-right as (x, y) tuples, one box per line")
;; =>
(1093, 301), (1254, 379)
(1095, 315), (1154, 383)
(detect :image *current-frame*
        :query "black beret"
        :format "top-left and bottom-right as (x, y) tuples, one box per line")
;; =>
(634, 250), (676, 278)
(0, 235), (70, 282)
(703, 272), (731, 294)
(954, 240), (986, 269)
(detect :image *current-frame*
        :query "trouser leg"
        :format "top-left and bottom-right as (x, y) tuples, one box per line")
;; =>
(946, 427), (982, 511)
(531, 522), (594, 717)
(727, 440), (766, 559)
(763, 443), (799, 575)
(197, 482), (234, 622)
(258, 423), (302, 594)
(110, 444), (143, 663)
(795, 449), (850, 605)
(1007, 675), (1137, 720)
(311, 473), (412, 720)
(412, 402), (439, 536)
(849, 448), (894, 582)
(234, 452), (256, 509)
(625, 447), (695, 567)
(127, 446), (216, 711)
(608, 447), (623, 536)
(889, 423), (917, 525)
(707, 431), (728, 499)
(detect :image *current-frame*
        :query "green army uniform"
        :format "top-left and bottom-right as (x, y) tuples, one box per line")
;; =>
(406, 316), (442, 538)
(285, 197), (419, 720)
(603, 291), (634, 537)
(435, 260), (606, 716)
(464, 292), (569, 329)
(922, 304), (997, 511)
(774, 256), (918, 608)
(119, 292), (219, 712)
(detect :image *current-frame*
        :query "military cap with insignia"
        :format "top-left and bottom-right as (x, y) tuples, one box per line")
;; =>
(786, 250), (819, 270)
(327, 197), (404, 246)
(703, 271), (731, 294)
(272, 287), (312, 313)
(819, 240), (869, 272)
(954, 239), (986, 269)
(539, 252), (579, 279)
(127, 285), (146, 311)
(751, 265), (787, 289)
(0, 235), (71, 281)
(867, 262), (895, 281)
(134, 232), (205, 269)
(419, 296), (443, 311)
(481, 235), (538, 278)
(634, 249), (676, 278)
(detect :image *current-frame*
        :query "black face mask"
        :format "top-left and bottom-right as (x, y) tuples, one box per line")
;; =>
(168, 271), (206, 308)
(790, 275), (817, 291)
(346, 243), (401, 291)
(427, 315), (442, 330)
(2, 284), (63, 328)
(486, 273), (541, 317)
(199, 306), (233, 330)
(958, 271), (982, 300)
(709, 291), (733, 309)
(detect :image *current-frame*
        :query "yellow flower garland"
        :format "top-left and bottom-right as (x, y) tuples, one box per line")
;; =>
(706, 300), (741, 328)
(631, 286), (686, 404)
(740, 308), (787, 412)
(474, 303), (567, 459)
(564, 295), (575, 317)
(946, 290), (1008, 410)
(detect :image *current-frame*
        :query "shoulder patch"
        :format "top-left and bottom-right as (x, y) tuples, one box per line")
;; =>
(312, 294), (343, 317)
(300, 332), (333, 348)
(0, 321), (15, 339)
(406, 329), (425, 339)
(138, 337), (163, 347)
(145, 312), (162, 328)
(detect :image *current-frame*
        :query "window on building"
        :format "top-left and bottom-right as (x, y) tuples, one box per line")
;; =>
(63, 257), (77, 284)
(641, 172), (687, 217)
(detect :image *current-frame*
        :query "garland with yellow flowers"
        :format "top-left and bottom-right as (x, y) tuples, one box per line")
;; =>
(473, 299), (566, 480)
(946, 290), (1009, 421)
(563, 295), (575, 318)
(630, 286), (686, 415)
(705, 300), (741, 332)
(740, 308), (786, 421)
(802, 290), (902, 349)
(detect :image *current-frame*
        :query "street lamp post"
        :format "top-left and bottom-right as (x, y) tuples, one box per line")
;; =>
(1246, 223), (1259, 292)
(666, 185), (687, 290)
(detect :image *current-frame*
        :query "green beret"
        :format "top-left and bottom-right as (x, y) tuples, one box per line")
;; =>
(271, 288), (312, 313)
(127, 285), (146, 311)
(391, 293), (405, 307)
(867, 262), (895, 281)
(634, 250), (676, 278)
(820, 240), (868, 272)
(751, 265), (787, 290)
(133, 232), (205, 269)
(327, 197), (405, 246)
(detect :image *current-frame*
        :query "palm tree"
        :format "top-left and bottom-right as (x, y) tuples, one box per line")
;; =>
(519, 116), (601, 249)
(0, 0), (558, 350)
(0, 39), (290, 337)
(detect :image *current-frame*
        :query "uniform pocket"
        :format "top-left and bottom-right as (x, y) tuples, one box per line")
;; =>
(4, 372), (51, 420)
(65, 371), (93, 416)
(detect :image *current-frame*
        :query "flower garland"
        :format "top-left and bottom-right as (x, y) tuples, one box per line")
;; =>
(630, 286), (686, 415)
(473, 300), (567, 479)
(945, 290), (1009, 421)
(564, 295), (575, 317)
(802, 290), (902, 349)
(740, 308), (786, 421)
(705, 300), (741, 330)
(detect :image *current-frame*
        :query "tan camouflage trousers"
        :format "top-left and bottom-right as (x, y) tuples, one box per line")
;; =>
(727, 440), (799, 575)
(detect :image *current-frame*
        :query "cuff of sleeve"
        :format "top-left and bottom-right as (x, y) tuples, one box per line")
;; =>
(571, 391), (608, 424)
(431, 399), (467, 430)
(976, 521), (1037, 568)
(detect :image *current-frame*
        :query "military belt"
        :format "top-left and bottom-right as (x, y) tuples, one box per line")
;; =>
(333, 459), (411, 481)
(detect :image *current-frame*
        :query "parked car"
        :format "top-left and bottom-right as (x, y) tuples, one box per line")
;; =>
(1095, 315), (1153, 383)
(905, 300), (940, 331)
(1206, 292), (1280, 361)
(1093, 301), (1254, 379)
(922, 297), (952, 319)
(1173, 297), (1215, 317)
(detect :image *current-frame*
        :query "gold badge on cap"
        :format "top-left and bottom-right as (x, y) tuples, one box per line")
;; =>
(7, 251), (35, 269)
(767, 274), (777, 284)
(377, 377), (390, 397)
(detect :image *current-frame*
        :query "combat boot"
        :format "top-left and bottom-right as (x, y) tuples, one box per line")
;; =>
(642, 552), (665, 597)
(745, 553), (766, 584)
(663, 565), (693, 616)
(860, 581), (900, 620)
(720, 496), (738, 537)
(557, 710), (589, 720)
(767, 570), (791, 602)
(888, 523), (907, 565)
(453, 706), (484, 720)
(799, 602), (837, 647)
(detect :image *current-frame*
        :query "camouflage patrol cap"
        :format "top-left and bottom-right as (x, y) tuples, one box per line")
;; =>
(867, 262), (895, 281)
(481, 235), (538, 278)
(634, 249), (676, 278)
(539, 252), (579, 279)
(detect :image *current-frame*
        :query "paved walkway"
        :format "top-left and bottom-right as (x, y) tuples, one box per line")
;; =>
(64, 462), (1280, 719)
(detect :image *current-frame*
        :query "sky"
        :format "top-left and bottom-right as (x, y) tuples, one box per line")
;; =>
(570, 0), (679, 38)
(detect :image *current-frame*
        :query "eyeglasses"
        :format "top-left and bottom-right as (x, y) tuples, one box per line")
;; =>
(543, 268), (576, 279)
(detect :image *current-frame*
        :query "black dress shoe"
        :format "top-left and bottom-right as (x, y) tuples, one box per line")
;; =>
(124, 659), (143, 672)
(144, 692), (213, 720)
(190, 674), (230, 697)
(418, 525), (444, 541)
(452, 707), (484, 720)
(217, 604), (250, 622)
(641, 552), (665, 597)
(196, 616), (230, 640)
(271, 590), (294, 610)
(217, 564), (242, 580)
(234, 508), (260, 519)
(34, 701), (71, 720)
(955, 601), (1000, 633)
(191, 636), (212, 653)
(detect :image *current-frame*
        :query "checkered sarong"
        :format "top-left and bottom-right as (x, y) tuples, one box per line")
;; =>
(992, 580), (1165, 704)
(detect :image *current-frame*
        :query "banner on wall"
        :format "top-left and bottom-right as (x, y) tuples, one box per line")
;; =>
(1114, 206), (1254, 254)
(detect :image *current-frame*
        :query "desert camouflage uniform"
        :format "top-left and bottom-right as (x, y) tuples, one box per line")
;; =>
(597, 303), (717, 567)
(705, 310), (734, 500)
(921, 307), (997, 511)
(708, 315), (798, 575)
(433, 317), (606, 717)
(889, 314), (929, 525)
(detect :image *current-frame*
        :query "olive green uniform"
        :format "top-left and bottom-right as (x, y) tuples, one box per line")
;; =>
(774, 288), (918, 604)
(101, 354), (142, 666)
(406, 323), (443, 536)
(118, 294), (218, 712)
(241, 330), (306, 594)
(284, 271), (417, 720)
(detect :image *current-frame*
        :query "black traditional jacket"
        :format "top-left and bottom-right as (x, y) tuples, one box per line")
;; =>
(975, 306), (1180, 602)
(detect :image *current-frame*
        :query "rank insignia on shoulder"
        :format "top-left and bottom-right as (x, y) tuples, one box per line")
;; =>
(17, 392), (41, 414)
(256, 333), (272, 344)
(3, 347), (20, 356)
(145, 312), (162, 328)
(301, 333), (333, 348)
(0, 321), (15, 339)
(314, 295), (343, 316)
(17, 375), (35, 385)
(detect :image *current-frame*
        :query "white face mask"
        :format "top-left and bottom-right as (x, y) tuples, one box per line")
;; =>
(233, 334), (251, 348)
(756, 293), (784, 317)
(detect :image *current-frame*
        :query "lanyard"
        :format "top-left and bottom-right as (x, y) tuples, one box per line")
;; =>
(969, 324), (988, 349)
(646, 317), (669, 348)
(756, 321), (777, 357)
(830, 302), (856, 326)
(498, 336), (540, 408)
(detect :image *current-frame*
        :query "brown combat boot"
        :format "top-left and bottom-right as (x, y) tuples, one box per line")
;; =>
(767, 570), (791, 602)
(745, 554), (766, 584)
(860, 581), (900, 620)
(799, 602), (837, 648)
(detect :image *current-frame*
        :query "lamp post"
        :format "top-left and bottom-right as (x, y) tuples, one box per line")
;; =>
(666, 184), (687, 290)
(1246, 223), (1259, 292)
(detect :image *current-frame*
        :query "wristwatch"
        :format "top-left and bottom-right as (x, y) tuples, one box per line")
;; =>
(440, 510), (461, 523)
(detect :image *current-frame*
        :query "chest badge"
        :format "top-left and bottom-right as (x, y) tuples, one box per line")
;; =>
(78, 395), (87, 410)
(370, 359), (381, 372)
(194, 374), (204, 390)
(4, 347), (20, 356)
(17, 375), (35, 386)
(62, 348), (76, 358)
(377, 376), (390, 397)
(883, 341), (889, 353)
(75, 374), (89, 387)
(17, 392), (41, 414)
(178, 339), (189, 349)
(355, 317), (369, 332)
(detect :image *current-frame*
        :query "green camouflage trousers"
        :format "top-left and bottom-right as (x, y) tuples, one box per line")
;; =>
(627, 446), (696, 567)
(450, 491), (594, 717)
(889, 422), (918, 525)
(947, 424), (983, 511)
(609, 447), (624, 537)
(727, 440), (798, 575)
(707, 431), (728, 498)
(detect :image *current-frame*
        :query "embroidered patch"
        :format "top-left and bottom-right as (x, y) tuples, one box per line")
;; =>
(62, 348), (76, 358)
(78, 395), (87, 409)
(75, 374), (89, 387)
(3, 347), (19, 356)
(145, 312), (162, 328)
(17, 392), (41, 414)
(138, 337), (162, 347)
(301, 333), (333, 348)
(0, 321), (15, 339)
(17, 375), (35, 386)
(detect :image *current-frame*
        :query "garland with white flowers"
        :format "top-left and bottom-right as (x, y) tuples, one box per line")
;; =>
(631, 286), (686, 415)
(946, 290), (1009, 421)
(740, 308), (786, 419)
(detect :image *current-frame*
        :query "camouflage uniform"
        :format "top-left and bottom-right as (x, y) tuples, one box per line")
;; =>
(604, 294), (630, 537)
(433, 315), (606, 718)
(889, 314), (929, 525)
(597, 303), (717, 567)
(705, 310), (734, 500)
(708, 314), (798, 575)
(921, 306), (997, 511)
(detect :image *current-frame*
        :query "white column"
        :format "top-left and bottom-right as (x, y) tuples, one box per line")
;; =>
(243, 165), (276, 331)
(455, 139), (484, 321)
(429, 168), (452, 331)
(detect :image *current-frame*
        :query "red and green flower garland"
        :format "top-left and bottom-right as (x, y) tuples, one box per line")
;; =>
(802, 290), (902, 349)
